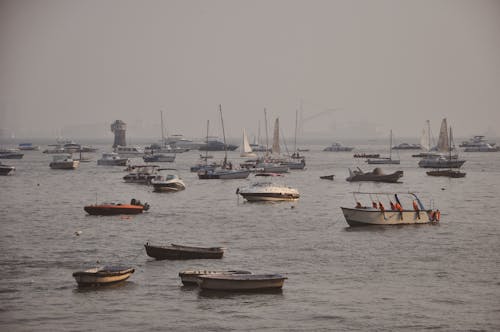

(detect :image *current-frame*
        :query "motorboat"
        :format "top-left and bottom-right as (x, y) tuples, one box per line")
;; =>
(366, 130), (400, 164)
(199, 139), (238, 151)
(237, 173), (299, 202)
(114, 145), (145, 157)
(151, 173), (186, 192)
(353, 153), (380, 158)
(144, 243), (225, 260)
(198, 167), (250, 179)
(123, 165), (159, 183)
(426, 169), (466, 178)
(197, 274), (287, 291)
(18, 143), (40, 151)
(43, 145), (65, 154)
(72, 266), (135, 287)
(341, 192), (441, 226)
(179, 270), (251, 286)
(459, 135), (495, 148)
(392, 143), (421, 150)
(143, 153), (176, 162)
(346, 167), (403, 183)
(97, 152), (129, 166)
(323, 142), (354, 152)
(0, 149), (24, 159)
(49, 154), (79, 169)
(84, 199), (150, 215)
(463, 142), (499, 152)
(0, 162), (15, 175)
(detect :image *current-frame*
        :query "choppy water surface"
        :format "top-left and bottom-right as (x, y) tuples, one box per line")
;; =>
(1, 144), (499, 331)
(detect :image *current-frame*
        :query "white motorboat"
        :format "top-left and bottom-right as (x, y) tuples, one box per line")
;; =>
(151, 173), (186, 192)
(341, 192), (441, 227)
(114, 145), (145, 157)
(323, 142), (354, 152)
(49, 154), (79, 169)
(237, 174), (299, 202)
(123, 165), (159, 183)
(463, 142), (499, 152)
(97, 152), (129, 166)
(459, 135), (496, 148)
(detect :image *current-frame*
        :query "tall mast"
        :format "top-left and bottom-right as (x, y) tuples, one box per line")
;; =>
(205, 120), (209, 164)
(160, 110), (165, 147)
(219, 104), (228, 166)
(294, 109), (298, 152)
(264, 108), (269, 155)
(389, 130), (392, 159)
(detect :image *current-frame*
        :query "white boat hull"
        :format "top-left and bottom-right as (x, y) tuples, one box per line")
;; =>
(341, 207), (432, 226)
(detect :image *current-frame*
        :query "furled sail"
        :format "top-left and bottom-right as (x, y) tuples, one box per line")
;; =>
(272, 118), (280, 154)
(436, 118), (449, 152)
(420, 120), (431, 152)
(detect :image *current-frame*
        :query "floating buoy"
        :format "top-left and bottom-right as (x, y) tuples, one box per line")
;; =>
(74, 230), (82, 236)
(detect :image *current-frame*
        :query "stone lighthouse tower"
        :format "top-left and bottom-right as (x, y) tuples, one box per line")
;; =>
(111, 120), (126, 148)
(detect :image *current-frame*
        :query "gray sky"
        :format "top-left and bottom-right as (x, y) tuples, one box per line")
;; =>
(1, 0), (499, 141)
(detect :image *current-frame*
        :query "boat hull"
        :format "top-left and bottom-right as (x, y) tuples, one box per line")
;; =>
(97, 159), (128, 166)
(239, 192), (299, 202)
(341, 207), (432, 226)
(152, 183), (185, 192)
(426, 170), (466, 178)
(49, 161), (79, 169)
(198, 169), (250, 179)
(72, 268), (134, 287)
(366, 159), (400, 165)
(84, 205), (144, 215)
(198, 274), (286, 291)
(0, 165), (15, 175)
(418, 158), (466, 168)
(179, 270), (252, 285)
(144, 244), (225, 260)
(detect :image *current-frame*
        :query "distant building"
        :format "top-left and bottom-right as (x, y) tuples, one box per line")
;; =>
(111, 120), (126, 147)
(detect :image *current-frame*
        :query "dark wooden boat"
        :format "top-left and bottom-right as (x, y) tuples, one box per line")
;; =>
(320, 175), (335, 180)
(144, 243), (225, 260)
(346, 167), (403, 183)
(179, 270), (251, 285)
(84, 199), (150, 215)
(197, 274), (287, 291)
(72, 266), (134, 287)
(0, 162), (15, 175)
(426, 169), (466, 178)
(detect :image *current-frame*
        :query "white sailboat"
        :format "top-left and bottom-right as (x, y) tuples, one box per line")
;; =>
(367, 130), (400, 164)
(240, 128), (257, 158)
(418, 118), (466, 169)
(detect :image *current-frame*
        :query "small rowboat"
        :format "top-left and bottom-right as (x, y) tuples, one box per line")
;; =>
(144, 243), (225, 260)
(72, 266), (134, 287)
(179, 270), (251, 285)
(320, 175), (335, 180)
(197, 274), (287, 291)
(84, 199), (150, 216)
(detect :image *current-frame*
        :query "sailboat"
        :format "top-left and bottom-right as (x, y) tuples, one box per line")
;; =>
(254, 115), (289, 173)
(367, 130), (400, 165)
(144, 111), (177, 162)
(280, 110), (306, 169)
(240, 129), (257, 158)
(197, 105), (250, 179)
(412, 120), (435, 158)
(418, 118), (466, 169)
(426, 126), (466, 177)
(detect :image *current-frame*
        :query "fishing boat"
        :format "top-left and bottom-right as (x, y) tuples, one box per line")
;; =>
(0, 162), (15, 175)
(320, 174), (335, 180)
(240, 128), (257, 158)
(72, 266), (135, 287)
(367, 130), (400, 164)
(49, 154), (79, 169)
(84, 199), (150, 215)
(346, 167), (403, 183)
(151, 172), (186, 192)
(144, 243), (225, 260)
(97, 152), (129, 166)
(418, 119), (466, 169)
(237, 173), (299, 202)
(341, 192), (440, 226)
(323, 142), (354, 152)
(179, 270), (251, 285)
(197, 274), (287, 291)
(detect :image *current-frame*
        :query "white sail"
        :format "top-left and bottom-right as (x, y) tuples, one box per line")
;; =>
(436, 118), (449, 153)
(240, 129), (256, 157)
(272, 118), (280, 154)
(420, 120), (431, 151)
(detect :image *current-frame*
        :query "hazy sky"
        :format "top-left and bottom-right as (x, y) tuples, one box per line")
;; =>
(1, 0), (499, 141)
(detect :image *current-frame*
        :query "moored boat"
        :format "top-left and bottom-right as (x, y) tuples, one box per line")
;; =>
(123, 165), (160, 183)
(346, 167), (403, 183)
(151, 173), (186, 192)
(0, 149), (24, 159)
(143, 153), (176, 162)
(320, 174), (335, 180)
(341, 192), (440, 226)
(49, 154), (79, 169)
(426, 169), (466, 178)
(144, 243), (225, 260)
(84, 199), (150, 215)
(72, 266), (135, 287)
(237, 180), (300, 202)
(0, 162), (15, 175)
(18, 143), (40, 151)
(323, 142), (354, 152)
(97, 152), (129, 166)
(197, 274), (287, 291)
(179, 270), (252, 285)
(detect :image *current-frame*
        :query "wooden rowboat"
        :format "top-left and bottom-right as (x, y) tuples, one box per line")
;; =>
(72, 266), (134, 287)
(144, 243), (225, 260)
(179, 270), (251, 285)
(197, 274), (287, 291)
